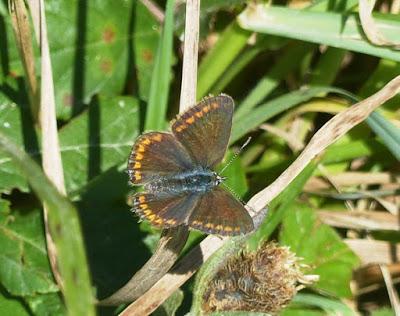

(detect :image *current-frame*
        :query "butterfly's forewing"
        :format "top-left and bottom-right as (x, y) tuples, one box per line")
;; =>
(133, 192), (199, 228)
(188, 187), (254, 236)
(128, 132), (194, 185)
(172, 95), (234, 168)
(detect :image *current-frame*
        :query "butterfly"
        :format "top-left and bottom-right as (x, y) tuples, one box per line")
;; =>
(127, 94), (254, 236)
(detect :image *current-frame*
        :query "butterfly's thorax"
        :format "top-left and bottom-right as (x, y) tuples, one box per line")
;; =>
(145, 169), (218, 194)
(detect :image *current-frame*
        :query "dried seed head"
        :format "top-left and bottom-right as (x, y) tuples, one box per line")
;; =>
(202, 242), (316, 315)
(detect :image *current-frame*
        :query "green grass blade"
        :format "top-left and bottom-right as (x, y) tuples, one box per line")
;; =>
(231, 86), (346, 143)
(366, 111), (400, 161)
(144, 0), (175, 131)
(0, 131), (95, 316)
(238, 6), (400, 61)
(292, 293), (354, 315)
(235, 41), (314, 118)
(197, 21), (251, 98)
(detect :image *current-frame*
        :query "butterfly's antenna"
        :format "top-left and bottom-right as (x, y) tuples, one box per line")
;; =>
(219, 137), (252, 175)
(221, 182), (247, 206)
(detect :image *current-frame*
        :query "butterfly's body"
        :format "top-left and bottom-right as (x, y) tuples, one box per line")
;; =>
(145, 169), (221, 195)
(128, 95), (254, 236)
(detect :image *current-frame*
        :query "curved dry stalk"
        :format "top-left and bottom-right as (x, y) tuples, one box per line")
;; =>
(359, 0), (400, 49)
(123, 75), (400, 315)
(99, 226), (188, 305)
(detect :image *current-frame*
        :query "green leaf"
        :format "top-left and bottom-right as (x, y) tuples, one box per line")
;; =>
(0, 94), (140, 194)
(0, 287), (30, 316)
(59, 95), (140, 193)
(280, 206), (360, 297)
(238, 6), (400, 62)
(2, 0), (159, 119)
(145, 0), (175, 131)
(0, 132), (95, 315)
(0, 204), (58, 296)
(26, 292), (65, 316)
(288, 293), (355, 315)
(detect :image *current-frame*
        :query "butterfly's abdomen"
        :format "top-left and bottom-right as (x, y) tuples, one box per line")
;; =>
(145, 169), (217, 194)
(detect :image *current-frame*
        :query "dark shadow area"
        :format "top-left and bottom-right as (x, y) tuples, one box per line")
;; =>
(0, 15), (9, 76)
(72, 0), (87, 117)
(123, 0), (139, 97)
(15, 79), (40, 157)
(87, 95), (101, 180)
(77, 167), (152, 299)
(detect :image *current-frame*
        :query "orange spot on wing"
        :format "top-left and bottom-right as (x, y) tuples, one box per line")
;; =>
(136, 153), (144, 160)
(152, 134), (162, 142)
(134, 171), (142, 180)
(203, 106), (211, 113)
(138, 196), (146, 203)
(195, 111), (203, 118)
(133, 162), (141, 169)
(154, 218), (164, 225)
(211, 102), (219, 109)
(137, 145), (145, 152)
(224, 226), (233, 232)
(216, 224), (223, 231)
(142, 138), (151, 145)
(186, 117), (195, 124)
(140, 203), (148, 209)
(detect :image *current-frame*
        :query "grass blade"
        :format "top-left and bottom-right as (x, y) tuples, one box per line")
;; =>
(366, 111), (400, 161)
(238, 5), (400, 62)
(0, 131), (94, 315)
(144, 0), (175, 131)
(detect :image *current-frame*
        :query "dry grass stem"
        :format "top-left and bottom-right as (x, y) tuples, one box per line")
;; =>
(140, 0), (164, 23)
(345, 239), (400, 265)
(260, 123), (304, 151)
(27, 0), (67, 288)
(179, 0), (200, 111)
(119, 235), (224, 316)
(8, 0), (39, 120)
(380, 264), (400, 314)
(359, 0), (400, 48)
(318, 210), (399, 230)
(126, 75), (400, 313)
(304, 172), (397, 190)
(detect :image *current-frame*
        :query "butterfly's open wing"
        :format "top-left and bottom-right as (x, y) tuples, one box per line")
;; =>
(188, 186), (254, 236)
(128, 132), (194, 185)
(172, 95), (234, 168)
(133, 192), (199, 228)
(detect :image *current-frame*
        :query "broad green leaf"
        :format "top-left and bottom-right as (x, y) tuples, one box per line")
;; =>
(0, 94), (140, 194)
(0, 201), (58, 296)
(59, 95), (140, 193)
(0, 92), (34, 192)
(280, 205), (360, 297)
(2, 0), (159, 119)
(26, 292), (65, 316)
(145, 0), (175, 131)
(0, 132), (95, 315)
(0, 287), (30, 316)
(238, 6), (400, 62)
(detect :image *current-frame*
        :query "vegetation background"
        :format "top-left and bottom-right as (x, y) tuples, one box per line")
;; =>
(0, 0), (399, 315)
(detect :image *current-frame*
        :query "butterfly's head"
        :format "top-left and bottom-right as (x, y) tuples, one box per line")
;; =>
(213, 172), (226, 186)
